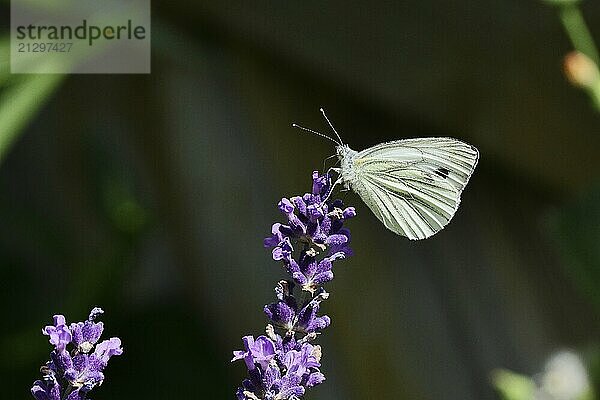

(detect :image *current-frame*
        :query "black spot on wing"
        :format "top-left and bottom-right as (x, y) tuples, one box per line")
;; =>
(434, 167), (450, 179)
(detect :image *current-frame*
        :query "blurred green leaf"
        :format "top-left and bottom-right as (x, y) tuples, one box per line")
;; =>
(0, 72), (65, 163)
(583, 345), (600, 399)
(103, 179), (148, 235)
(557, 4), (599, 64)
(579, 390), (595, 400)
(491, 369), (536, 400)
(0, 36), (9, 87)
(544, 0), (600, 110)
(543, 0), (582, 6)
(548, 185), (600, 310)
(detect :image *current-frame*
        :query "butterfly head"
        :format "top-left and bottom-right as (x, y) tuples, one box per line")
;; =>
(336, 144), (352, 159)
(336, 144), (358, 185)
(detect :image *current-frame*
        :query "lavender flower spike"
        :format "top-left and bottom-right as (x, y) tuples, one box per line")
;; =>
(233, 172), (356, 399)
(31, 308), (123, 400)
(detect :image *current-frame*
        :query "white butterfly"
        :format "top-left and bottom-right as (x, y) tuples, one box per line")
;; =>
(293, 109), (479, 240)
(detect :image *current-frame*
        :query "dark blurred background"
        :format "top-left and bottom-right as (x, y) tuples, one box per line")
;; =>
(1, 1), (600, 399)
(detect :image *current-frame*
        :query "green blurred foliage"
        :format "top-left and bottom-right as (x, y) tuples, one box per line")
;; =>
(548, 186), (600, 311)
(492, 369), (535, 400)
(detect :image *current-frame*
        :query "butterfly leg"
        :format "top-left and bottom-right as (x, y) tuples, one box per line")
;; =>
(325, 166), (341, 176)
(321, 174), (343, 204)
(324, 166), (341, 188)
(321, 154), (339, 173)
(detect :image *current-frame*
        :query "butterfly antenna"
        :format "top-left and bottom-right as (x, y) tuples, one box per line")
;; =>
(291, 123), (340, 145)
(320, 108), (344, 145)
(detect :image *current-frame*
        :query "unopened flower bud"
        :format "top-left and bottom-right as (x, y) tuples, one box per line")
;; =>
(564, 51), (600, 88)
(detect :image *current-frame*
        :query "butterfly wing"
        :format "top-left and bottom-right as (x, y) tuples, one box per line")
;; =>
(348, 137), (479, 240)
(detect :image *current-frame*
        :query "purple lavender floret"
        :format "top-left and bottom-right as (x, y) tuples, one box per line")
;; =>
(264, 281), (330, 334)
(233, 172), (355, 399)
(31, 308), (123, 400)
(264, 171), (355, 292)
(232, 333), (325, 400)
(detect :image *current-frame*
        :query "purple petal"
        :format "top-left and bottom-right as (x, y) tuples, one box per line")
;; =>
(81, 320), (104, 348)
(290, 196), (306, 215)
(278, 224), (295, 237)
(303, 260), (318, 279)
(43, 320), (72, 353)
(51, 349), (73, 372)
(307, 204), (324, 222)
(296, 305), (316, 332)
(241, 377), (256, 392)
(72, 353), (88, 372)
(31, 380), (60, 400)
(262, 364), (281, 390)
(291, 272), (307, 285)
(325, 234), (348, 246)
(31, 384), (49, 400)
(264, 223), (283, 247)
(241, 336), (256, 371)
(280, 385), (305, 399)
(312, 271), (334, 285)
(311, 171), (329, 195)
(306, 371), (326, 387)
(320, 215), (332, 234)
(247, 336), (276, 370)
(286, 258), (302, 276)
(264, 301), (295, 329)
(278, 198), (294, 214)
(287, 214), (307, 234)
(65, 389), (86, 400)
(235, 388), (246, 400)
(327, 252), (346, 262)
(64, 368), (78, 382)
(316, 259), (332, 274)
(231, 350), (247, 362)
(343, 207), (356, 219)
(69, 323), (84, 347)
(308, 315), (330, 332)
(93, 337), (123, 363)
(88, 307), (104, 321)
(272, 247), (284, 260)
